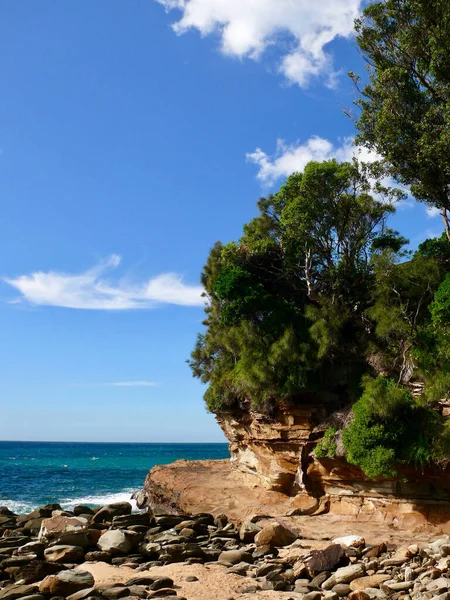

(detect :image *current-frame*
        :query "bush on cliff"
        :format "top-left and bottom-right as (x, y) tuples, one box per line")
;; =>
(342, 377), (448, 477)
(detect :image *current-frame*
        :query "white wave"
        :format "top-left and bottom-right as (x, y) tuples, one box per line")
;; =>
(90, 457), (99, 461)
(0, 499), (35, 515)
(1, 490), (138, 515)
(60, 490), (138, 511)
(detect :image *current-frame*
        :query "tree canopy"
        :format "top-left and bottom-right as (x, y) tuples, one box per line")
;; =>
(351, 0), (450, 237)
(190, 0), (450, 478)
(190, 158), (450, 476)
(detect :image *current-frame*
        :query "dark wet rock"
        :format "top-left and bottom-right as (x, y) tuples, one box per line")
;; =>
(0, 537), (31, 550)
(146, 589), (177, 598)
(154, 515), (186, 529)
(48, 531), (91, 548)
(84, 550), (112, 562)
(73, 506), (95, 517)
(17, 542), (46, 558)
(1, 555), (36, 568)
(111, 513), (152, 529)
(125, 575), (157, 586)
(12, 560), (63, 584)
(100, 587), (130, 599)
(22, 519), (45, 536)
(219, 549), (254, 565)
(92, 502), (132, 524)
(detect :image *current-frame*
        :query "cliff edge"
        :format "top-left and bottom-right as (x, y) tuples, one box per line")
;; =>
(143, 401), (450, 533)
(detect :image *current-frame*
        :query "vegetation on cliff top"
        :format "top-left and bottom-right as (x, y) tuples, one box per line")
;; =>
(189, 0), (450, 478)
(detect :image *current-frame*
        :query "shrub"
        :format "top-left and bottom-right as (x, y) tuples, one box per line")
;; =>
(342, 377), (439, 477)
(315, 427), (337, 458)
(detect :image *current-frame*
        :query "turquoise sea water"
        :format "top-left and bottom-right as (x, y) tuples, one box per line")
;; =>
(0, 441), (230, 515)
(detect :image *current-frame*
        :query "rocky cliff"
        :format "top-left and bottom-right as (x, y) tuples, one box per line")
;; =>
(143, 401), (450, 532)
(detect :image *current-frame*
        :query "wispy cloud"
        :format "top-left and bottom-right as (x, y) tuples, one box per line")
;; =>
(246, 137), (380, 186)
(107, 381), (158, 388)
(4, 255), (205, 310)
(156, 0), (362, 88)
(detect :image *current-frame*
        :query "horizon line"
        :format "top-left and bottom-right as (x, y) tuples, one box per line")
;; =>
(0, 439), (228, 445)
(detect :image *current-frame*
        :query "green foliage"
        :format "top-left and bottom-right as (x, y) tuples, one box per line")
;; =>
(352, 0), (450, 237)
(430, 274), (450, 328)
(367, 251), (441, 381)
(188, 0), (450, 474)
(190, 159), (400, 412)
(315, 427), (338, 458)
(343, 377), (448, 477)
(417, 233), (450, 266)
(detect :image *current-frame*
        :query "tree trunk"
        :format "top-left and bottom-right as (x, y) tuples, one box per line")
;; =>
(442, 208), (450, 241)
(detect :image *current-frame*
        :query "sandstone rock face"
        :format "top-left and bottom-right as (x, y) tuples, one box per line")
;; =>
(216, 400), (327, 493)
(142, 400), (450, 531)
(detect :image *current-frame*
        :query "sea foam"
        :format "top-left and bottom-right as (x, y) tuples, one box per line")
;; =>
(1, 490), (138, 515)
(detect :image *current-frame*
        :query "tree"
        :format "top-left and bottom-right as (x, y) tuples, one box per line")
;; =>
(351, 0), (450, 238)
(190, 159), (402, 412)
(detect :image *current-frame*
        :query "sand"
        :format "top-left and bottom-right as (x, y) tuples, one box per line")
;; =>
(78, 560), (304, 600)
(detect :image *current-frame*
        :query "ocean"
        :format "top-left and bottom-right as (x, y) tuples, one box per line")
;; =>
(0, 441), (230, 515)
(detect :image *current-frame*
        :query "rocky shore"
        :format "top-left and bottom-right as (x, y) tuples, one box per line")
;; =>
(2, 500), (450, 600)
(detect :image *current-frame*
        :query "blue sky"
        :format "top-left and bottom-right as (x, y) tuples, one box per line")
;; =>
(0, 0), (443, 442)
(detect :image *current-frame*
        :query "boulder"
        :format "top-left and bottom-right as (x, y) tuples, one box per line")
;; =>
(218, 549), (254, 565)
(22, 519), (45, 535)
(48, 530), (91, 548)
(73, 505), (95, 517)
(0, 585), (39, 600)
(92, 502), (132, 523)
(334, 564), (366, 584)
(39, 569), (94, 596)
(350, 575), (390, 591)
(39, 516), (88, 541)
(254, 522), (298, 547)
(12, 560), (63, 584)
(44, 544), (85, 563)
(239, 521), (262, 543)
(307, 544), (346, 573)
(111, 512), (152, 529)
(97, 529), (133, 555)
(17, 542), (46, 558)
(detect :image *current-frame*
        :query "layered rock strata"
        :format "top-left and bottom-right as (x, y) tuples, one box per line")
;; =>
(144, 401), (450, 530)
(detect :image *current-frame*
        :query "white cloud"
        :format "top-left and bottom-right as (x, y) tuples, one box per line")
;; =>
(108, 381), (158, 387)
(426, 206), (441, 219)
(4, 255), (204, 310)
(246, 136), (380, 185)
(156, 0), (362, 87)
